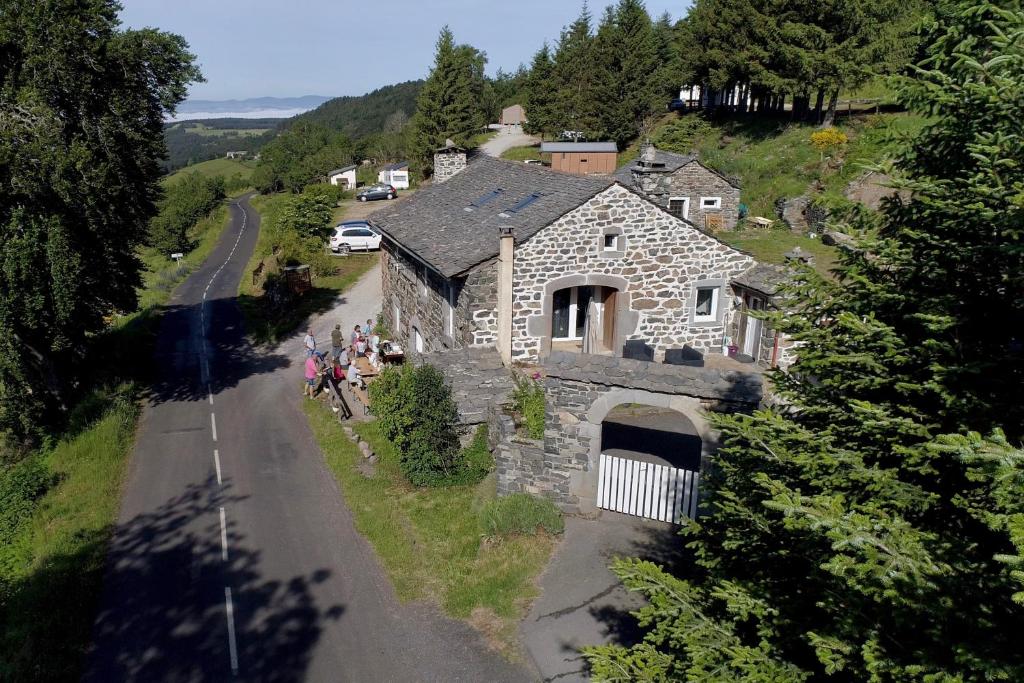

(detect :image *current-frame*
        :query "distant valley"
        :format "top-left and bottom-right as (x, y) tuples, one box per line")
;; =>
(170, 94), (332, 121)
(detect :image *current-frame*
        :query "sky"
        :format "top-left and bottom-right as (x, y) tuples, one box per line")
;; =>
(118, 0), (689, 101)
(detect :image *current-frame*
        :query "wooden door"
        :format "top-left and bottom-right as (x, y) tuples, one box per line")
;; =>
(602, 288), (617, 352)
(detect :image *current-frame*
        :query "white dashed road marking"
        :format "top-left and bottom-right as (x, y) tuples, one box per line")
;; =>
(219, 507), (229, 562)
(210, 413), (218, 442)
(224, 587), (239, 676)
(214, 449), (222, 485)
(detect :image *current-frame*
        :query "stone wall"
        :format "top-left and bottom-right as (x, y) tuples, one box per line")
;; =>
(630, 161), (740, 230)
(381, 248), (498, 352)
(433, 150), (467, 183)
(511, 184), (754, 362)
(492, 352), (764, 512)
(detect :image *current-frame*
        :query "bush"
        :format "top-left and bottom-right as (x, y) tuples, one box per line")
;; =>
(810, 127), (848, 154)
(0, 456), (52, 549)
(370, 363), (466, 486)
(148, 172), (225, 254)
(478, 493), (564, 538)
(652, 115), (714, 155)
(512, 373), (545, 439)
(458, 424), (493, 485)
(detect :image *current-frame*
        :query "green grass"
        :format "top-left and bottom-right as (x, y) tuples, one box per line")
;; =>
(0, 204), (232, 682)
(500, 144), (546, 163)
(466, 129), (498, 149)
(174, 122), (271, 138)
(164, 157), (256, 185)
(719, 227), (838, 275)
(304, 410), (557, 658)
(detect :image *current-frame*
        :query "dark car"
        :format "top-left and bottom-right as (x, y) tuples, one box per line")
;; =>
(356, 184), (397, 202)
(668, 98), (686, 112)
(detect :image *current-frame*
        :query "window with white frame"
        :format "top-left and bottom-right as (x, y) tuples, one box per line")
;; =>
(668, 196), (690, 219)
(603, 234), (618, 251)
(700, 196), (722, 210)
(692, 285), (720, 323)
(552, 286), (595, 340)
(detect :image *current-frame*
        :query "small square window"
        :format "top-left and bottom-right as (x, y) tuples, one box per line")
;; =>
(603, 234), (617, 251)
(693, 286), (719, 322)
(700, 197), (722, 209)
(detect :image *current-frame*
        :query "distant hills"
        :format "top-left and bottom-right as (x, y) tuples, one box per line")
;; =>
(171, 95), (333, 121)
(287, 81), (422, 140)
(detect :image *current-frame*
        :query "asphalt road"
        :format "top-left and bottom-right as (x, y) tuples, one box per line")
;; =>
(84, 195), (529, 682)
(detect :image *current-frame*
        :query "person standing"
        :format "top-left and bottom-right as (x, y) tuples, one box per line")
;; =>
(303, 328), (316, 357)
(303, 354), (318, 398)
(331, 324), (344, 360)
(350, 324), (361, 346)
(363, 318), (373, 336)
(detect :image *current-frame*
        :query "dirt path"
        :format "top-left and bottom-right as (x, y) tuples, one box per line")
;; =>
(480, 126), (540, 158)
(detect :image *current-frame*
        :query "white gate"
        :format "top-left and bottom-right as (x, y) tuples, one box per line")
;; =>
(596, 453), (700, 524)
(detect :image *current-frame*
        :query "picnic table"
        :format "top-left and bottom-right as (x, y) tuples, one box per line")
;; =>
(353, 356), (379, 379)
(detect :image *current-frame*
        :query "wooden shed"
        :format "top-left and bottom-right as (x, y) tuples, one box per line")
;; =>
(540, 142), (618, 176)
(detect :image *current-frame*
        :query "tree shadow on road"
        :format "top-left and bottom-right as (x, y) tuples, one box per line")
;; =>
(83, 478), (343, 682)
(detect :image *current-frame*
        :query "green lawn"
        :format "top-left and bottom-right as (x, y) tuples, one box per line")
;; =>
(304, 410), (557, 658)
(164, 157), (256, 185)
(719, 227), (838, 275)
(0, 204), (232, 682)
(177, 122), (271, 138)
(500, 144), (547, 163)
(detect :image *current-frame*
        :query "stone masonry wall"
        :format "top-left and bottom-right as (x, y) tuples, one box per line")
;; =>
(631, 161), (740, 230)
(511, 184), (754, 362)
(433, 151), (467, 183)
(492, 352), (763, 512)
(381, 248), (499, 352)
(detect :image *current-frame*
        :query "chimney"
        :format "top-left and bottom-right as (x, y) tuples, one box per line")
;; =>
(496, 226), (514, 366)
(433, 138), (467, 183)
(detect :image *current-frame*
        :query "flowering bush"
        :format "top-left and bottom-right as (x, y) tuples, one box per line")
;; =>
(810, 128), (848, 154)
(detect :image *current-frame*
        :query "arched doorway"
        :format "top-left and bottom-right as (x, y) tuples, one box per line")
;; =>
(571, 389), (717, 523)
(526, 274), (639, 358)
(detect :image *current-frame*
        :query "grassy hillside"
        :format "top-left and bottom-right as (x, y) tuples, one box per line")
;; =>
(163, 118), (279, 171)
(287, 81), (422, 140)
(164, 157), (256, 185)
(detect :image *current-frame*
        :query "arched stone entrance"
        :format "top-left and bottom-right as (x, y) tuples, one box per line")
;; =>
(572, 389), (717, 514)
(493, 351), (763, 515)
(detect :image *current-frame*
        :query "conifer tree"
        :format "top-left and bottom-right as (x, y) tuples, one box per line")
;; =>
(585, 2), (1024, 679)
(553, 5), (602, 137)
(524, 43), (559, 138)
(409, 27), (487, 178)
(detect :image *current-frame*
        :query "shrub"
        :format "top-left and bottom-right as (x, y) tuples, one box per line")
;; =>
(457, 424), (493, 485)
(810, 127), (848, 156)
(370, 363), (465, 486)
(652, 115), (714, 154)
(478, 493), (564, 538)
(512, 373), (545, 439)
(0, 456), (52, 549)
(148, 172), (225, 254)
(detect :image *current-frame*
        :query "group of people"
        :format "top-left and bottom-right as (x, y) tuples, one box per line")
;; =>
(302, 319), (383, 401)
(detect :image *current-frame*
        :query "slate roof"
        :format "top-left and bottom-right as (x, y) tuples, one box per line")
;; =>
(612, 149), (740, 188)
(732, 263), (788, 297)
(370, 155), (614, 278)
(381, 161), (409, 171)
(327, 164), (357, 175)
(540, 142), (618, 153)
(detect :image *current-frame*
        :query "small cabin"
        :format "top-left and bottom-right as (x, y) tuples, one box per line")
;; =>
(327, 165), (357, 190)
(540, 142), (617, 176)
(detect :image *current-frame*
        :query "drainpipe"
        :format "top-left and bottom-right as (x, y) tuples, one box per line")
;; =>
(497, 226), (514, 366)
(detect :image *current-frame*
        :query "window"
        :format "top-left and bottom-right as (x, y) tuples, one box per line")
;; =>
(505, 193), (542, 214)
(393, 300), (401, 331)
(700, 197), (722, 209)
(693, 286), (720, 323)
(419, 267), (429, 297)
(443, 282), (456, 338)
(603, 234), (617, 251)
(551, 286), (595, 340)
(470, 188), (504, 207)
(668, 197), (690, 220)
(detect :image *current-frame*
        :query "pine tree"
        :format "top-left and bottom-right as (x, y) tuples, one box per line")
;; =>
(553, 5), (602, 138)
(524, 43), (559, 138)
(585, 2), (1024, 679)
(612, 0), (663, 143)
(409, 27), (487, 178)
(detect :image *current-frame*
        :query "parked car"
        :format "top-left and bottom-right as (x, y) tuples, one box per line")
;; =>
(523, 159), (544, 165)
(330, 220), (382, 254)
(668, 98), (686, 112)
(559, 130), (585, 141)
(356, 184), (397, 202)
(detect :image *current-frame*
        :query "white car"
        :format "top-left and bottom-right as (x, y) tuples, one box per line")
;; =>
(330, 221), (382, 254)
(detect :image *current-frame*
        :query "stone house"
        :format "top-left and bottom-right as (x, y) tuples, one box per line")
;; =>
(370, 150), (789, 370)
(613, 144), (741, 231)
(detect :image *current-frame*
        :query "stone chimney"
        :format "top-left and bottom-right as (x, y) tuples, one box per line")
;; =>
(433, 138), (467, 183)
(496, 226), (514, 366)
(629, 142), (672, 202)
